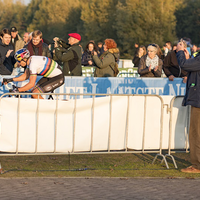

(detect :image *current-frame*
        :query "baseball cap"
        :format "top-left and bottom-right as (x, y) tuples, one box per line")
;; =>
(10, 27), (17, 32)
(68, 33), (81, 41)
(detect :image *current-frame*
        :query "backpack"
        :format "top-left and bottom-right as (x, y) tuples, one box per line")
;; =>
(109, 54), (119, 77)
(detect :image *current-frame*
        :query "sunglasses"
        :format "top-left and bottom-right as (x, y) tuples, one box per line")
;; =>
(148, 44), (157, 47)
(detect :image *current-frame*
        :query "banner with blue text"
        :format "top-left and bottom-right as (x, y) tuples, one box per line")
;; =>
(0, 76), (186, 98)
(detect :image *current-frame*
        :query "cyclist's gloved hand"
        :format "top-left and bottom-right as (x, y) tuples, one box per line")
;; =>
(2, 78), (13, 84)
(9, 85), (19, 93)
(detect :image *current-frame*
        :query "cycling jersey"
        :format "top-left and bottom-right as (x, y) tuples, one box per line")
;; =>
(28, 56), (62, 78)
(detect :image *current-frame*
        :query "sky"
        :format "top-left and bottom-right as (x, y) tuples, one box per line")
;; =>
(23, 0), (31, 5)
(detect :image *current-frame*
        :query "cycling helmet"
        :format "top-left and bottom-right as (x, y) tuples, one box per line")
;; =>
(14, 48), (30, 62)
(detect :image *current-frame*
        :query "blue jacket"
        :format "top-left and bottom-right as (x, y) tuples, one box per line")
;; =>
(176, 50), (200, 107)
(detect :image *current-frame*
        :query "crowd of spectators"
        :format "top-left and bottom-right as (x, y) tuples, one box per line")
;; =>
(132, 38), (199, 82)
(0, 26), (199, 79)
(0, 26), (121, 78)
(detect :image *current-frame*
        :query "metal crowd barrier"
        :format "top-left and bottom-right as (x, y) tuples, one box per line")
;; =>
(162, 96), (190, 168)
(0, 93), (171, 168)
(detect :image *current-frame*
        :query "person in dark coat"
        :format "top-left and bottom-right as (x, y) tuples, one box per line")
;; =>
(132, 45), (146, 67)
(0, 28), (16, 75)
(163, 40), (188, 83)
(54, 33), (82, 76)
(176, 40), (200, 173)
(97, 42), (104, 56)
(24, 30), (52, 58)
(81, 41), (98, 66)
(138, 44), (162, 77)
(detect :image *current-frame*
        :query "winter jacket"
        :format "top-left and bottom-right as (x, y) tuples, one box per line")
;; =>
(11, 34), (25, 68)
(177, 51), (200, 108)
(0, 40), (15, 75)
(24, 42), (52, 58)
(132, 55), (140, 67)
(54, 43), (82, 76)
(163, 50), (188, 77)
(81, 50), (95, 66)
(93, 48), (119, 77)
(11, 34), (25, 53)
(138, 55), (163, 77)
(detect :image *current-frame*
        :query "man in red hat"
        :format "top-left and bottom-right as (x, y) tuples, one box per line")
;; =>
(53, 33), (82, 76)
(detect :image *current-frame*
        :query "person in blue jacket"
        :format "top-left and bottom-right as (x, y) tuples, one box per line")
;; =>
(176, 39), (200, 173)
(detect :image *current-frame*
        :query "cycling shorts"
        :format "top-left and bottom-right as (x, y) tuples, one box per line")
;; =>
(35, 73), (64, 93)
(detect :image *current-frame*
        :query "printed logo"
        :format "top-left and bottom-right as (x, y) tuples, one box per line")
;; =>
(45, 86), (52, 91)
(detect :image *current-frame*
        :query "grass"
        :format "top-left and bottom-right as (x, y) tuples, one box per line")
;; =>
(0, 152), (200, 178)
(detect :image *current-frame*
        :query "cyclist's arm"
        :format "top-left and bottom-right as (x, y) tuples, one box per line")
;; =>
(18, 75), (37, 92)
(13, 69), (30, 82)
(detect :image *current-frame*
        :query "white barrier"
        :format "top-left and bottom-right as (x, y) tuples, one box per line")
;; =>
(0, 94), (164, 153)
(0, 94), (189, 155)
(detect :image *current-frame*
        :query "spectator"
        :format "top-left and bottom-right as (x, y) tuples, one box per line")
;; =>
(24, 30), (52, 58)
(97, 42), (104, 56)
(163, 40), (188, 83)
(132, 45), (146, 67)
(191, 44), (198, 58)
(163, 44), (168, 57)
(92, 38), (119, 77)
(183, 37), (192, 56)
(54, 33), (82, 76)
(133, 42), (139, 57)
(155, 44), (164, 60)
(165, 41), (172, 56)
(23, 32), (30, 45)
(172, 44), (177, 51)
(176, 40), (200, 173)
(29, 32), (33, 41)
(10, 27), (26, 75)
(81, 41), (98, 66)
(0, 28), (16, 75)
(10, 26), (24, 53)
(138, 44), (162, 77)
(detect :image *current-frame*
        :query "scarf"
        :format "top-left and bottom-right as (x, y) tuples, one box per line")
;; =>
(145, 55), (159, 69)
(27, 40), (43, 56)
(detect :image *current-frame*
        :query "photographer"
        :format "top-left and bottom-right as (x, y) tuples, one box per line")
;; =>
(81, 41), (98, 66)
(53, 33), (82, 76)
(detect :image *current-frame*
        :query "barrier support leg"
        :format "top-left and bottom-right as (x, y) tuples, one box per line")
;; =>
(152, 154), (169, 169)
(0, 163), (3, 174)
(164, 154), (178, 169)
(68, 151), (71, 170)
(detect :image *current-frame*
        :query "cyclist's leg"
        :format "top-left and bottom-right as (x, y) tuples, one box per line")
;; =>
(32, 87), (44, 99)
(32, 74), (64, 99)
(31, 77), (49, 99)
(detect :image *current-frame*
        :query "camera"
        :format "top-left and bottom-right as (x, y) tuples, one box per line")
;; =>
(52, 38), (70, 49)
(57, 39), (70, 49)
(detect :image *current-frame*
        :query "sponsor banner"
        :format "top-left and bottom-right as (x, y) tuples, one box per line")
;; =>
(0, 76), (186, 98)
(82, 66), (139, 77)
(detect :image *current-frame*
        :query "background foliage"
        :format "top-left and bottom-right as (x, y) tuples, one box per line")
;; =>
(0, 0), (197, 58)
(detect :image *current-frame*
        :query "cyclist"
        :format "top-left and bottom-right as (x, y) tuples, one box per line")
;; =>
(2, 48), (64, 99)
